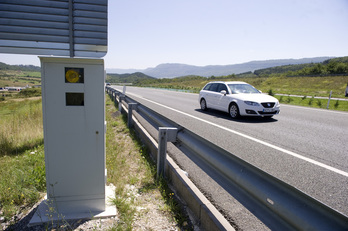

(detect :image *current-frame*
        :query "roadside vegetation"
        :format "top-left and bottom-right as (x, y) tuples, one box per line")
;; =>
(127, 74), (348, 111)
(128, 75), (348, 97)
(105, 95), (190, 230)
(106, 57), (348, 112)
(275, 95), (348, 111)
(0, 62), (41, 88)
(0, 97), (45, 223)
(0, 90), (190, 230)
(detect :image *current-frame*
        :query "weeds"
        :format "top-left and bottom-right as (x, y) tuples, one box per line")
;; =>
(285, 95), (293, 103)
(105, 94), (191, 230)
(334, 100), (340, 109)
(0, 99), (43, 156)
(0, 97), (46, 221)
(275, 95), (348, 111)
(1, 93), (190, 229)
(316, 99), (322, 107)
(268, 89), (274, 96)
(0, 145), (45, 220)
(308, 96), (314, 106)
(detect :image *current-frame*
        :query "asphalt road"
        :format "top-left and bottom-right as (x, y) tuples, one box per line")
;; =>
(112, 86), (348, 230)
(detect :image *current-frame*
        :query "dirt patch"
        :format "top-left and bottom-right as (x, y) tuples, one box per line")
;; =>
(111, 111), (122, 118)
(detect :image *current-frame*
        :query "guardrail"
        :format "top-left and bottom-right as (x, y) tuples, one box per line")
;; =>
(106, 86), (348, 230)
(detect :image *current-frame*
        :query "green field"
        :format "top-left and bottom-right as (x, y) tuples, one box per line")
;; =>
(133, 75), (348, 112)
(0, 98), (45, 221)
(0, 69), (41, 88)
(135, 75), (348, 99)
(275, 95), (348, 111)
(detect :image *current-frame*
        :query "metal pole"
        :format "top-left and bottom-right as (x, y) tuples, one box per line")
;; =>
(128, 103), (137, 128)
(119, 95), (124, 112)
(157, 127), (177, 179)
(327, 90), (332, 109)
(68, 0), (74, 57)
(157, 128), (168, 179)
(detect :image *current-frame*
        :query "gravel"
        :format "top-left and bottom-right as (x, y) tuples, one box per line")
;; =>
(1, 185), (196, 231)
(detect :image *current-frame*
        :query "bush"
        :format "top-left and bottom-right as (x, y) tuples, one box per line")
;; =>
(18, 88), (41, 98)
(308, 97), (314, 105)
(316, 99), (322, 107)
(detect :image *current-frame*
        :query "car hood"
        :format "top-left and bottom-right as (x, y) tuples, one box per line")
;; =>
(232, 93), (278, 103)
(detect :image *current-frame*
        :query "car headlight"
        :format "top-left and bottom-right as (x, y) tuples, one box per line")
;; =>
(244, 101), (260, 106)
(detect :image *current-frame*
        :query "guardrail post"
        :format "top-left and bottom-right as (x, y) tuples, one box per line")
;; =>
(157, 127), (178, 179)
(127, 103), (138, 128)
(119, 95), (125, 112)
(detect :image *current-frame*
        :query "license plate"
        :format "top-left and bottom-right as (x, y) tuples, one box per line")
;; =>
(263, 108), (275, 113)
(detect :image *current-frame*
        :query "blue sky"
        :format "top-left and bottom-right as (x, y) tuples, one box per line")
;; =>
(1, 0), (348, 69)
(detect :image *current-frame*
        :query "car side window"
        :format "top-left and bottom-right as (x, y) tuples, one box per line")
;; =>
(203, 83), (212, 91)
(217, 84), (228, 93)
(210, 83), (219, 92)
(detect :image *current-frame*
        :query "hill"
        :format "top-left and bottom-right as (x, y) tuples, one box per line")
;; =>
(0, 62), (40, 72)
(106, 57), (332, 78)
(254, 56), (348, 76)
(106, 72), (155, 84)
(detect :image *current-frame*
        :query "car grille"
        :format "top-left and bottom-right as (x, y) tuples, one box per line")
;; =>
(258, 111), (278, 115)
(261, 102), (275, 108)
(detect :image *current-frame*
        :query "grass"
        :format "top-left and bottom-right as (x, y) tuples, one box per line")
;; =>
(105, 95), (190, 230)
(275, 95), (348, 111)
(0, 146), (45, 219)
(256, 75), (348, 98)
(1, 93), (190, 229)
(0, 98), (45, 222)
(136, 75), (348, 111)
(0, 98), (43, 156)
(0, 70), (41, 88)
(1, 87), (42, 102)
(136, 75), (348, 98)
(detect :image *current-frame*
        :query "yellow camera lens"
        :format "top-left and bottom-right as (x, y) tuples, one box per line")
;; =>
(65, 69), (80, 83)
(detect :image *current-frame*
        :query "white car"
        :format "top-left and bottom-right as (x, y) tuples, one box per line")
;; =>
(199, 81), (280, 118)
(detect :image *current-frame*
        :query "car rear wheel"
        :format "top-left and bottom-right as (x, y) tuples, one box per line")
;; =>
(200, 99), (208, 111)
(229, 103), (240, 119)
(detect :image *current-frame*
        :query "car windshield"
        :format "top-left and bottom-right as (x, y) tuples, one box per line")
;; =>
(228, 84), (260, 94)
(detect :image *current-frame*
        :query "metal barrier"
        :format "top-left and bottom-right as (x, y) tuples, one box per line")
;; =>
(106, 86), (348, 230)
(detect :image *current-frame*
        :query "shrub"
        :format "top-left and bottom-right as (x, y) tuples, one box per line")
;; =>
(308, 97), (314, 105)
(268, 89), (274, 96)
(18, 88), (41, 98)
(316, 99), (322, 107)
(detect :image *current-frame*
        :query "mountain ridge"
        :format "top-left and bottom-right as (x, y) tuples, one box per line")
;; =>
(106, 57), (333, 78)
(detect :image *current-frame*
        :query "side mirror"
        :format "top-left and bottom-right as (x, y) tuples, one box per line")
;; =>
(220, 90), (227, 95)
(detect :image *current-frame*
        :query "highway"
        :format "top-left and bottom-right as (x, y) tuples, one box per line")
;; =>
(112, 86), (348, 230)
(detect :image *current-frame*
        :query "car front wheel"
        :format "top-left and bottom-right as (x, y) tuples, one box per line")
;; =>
(200, 99), (208, 111)
(229, 103), (240, 119)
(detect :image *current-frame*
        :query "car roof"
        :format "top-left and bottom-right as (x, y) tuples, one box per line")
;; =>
(207, 81), (248, 85)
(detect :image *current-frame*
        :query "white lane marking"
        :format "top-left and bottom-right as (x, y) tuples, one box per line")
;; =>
(124, 90), (348, 178)
(281, 104), (348, 115)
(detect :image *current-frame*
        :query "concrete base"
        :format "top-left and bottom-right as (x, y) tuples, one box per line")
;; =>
(28, 185), (117, 227)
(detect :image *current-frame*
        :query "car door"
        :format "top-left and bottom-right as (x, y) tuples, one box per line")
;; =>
(216, 83), (230, 112)
(205, 83), (219, 109)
